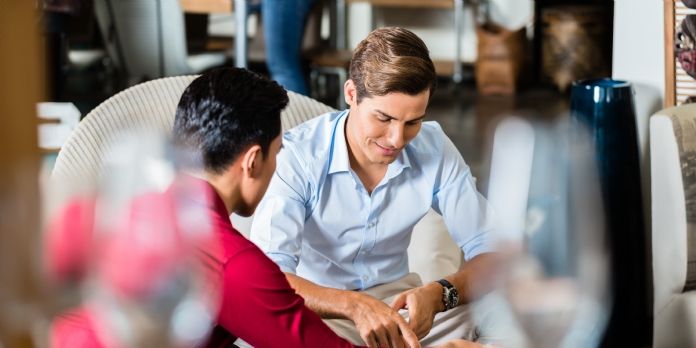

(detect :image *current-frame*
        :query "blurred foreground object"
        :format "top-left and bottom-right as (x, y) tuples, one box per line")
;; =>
(46, 134), (218, 347)
(0, 1), (47, 347)
(477, 116), (610, 348)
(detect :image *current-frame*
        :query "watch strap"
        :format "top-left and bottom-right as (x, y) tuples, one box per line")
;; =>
(436, 279), (454, 289)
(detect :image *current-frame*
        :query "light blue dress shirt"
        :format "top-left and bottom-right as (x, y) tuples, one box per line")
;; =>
(250, 110), (495, 290)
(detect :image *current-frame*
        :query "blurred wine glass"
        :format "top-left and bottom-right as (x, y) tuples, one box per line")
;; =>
(44, 132), (219, 348)
(479, 117), (610, 348)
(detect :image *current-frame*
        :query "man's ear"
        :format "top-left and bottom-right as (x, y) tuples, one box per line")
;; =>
(240, 144), (263, 178)
(344, 79), (357, 106)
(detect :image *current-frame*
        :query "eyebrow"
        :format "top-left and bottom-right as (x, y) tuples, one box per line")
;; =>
(375, 109), (426, 122)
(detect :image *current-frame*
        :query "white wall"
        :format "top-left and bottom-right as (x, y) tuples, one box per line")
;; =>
(612, 0), (665, 101)
(612, 0), (664, 271)
(612, 0), (665, 164)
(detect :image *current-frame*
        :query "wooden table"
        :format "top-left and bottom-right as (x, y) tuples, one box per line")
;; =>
(179, 0), (249, 68)
(346, 0), (455, 9)
(180, 0), (232, 13)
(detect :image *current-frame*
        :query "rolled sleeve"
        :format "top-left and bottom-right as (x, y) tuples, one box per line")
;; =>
(432, 135), (497, 261)
(250, 142), (312, 273)
(266, 252), (300, 274)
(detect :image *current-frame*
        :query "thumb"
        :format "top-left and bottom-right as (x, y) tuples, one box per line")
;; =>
(391, 292), (408, 311)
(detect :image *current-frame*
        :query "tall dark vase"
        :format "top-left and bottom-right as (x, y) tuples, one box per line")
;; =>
(570, 79), (649, 347)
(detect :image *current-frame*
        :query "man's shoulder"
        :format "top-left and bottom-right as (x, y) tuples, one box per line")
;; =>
(283, 110), (343, 145)
(280, 110), (343, 165)
(408, 121), (448, 154)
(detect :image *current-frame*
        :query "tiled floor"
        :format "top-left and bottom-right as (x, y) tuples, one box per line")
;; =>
(425, 80), (568, 192)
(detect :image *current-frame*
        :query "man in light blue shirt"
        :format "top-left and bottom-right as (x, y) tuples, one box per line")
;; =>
(251, 27), (497, 348)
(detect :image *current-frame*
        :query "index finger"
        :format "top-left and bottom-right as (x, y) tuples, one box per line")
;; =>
(397, 319), (421, 348)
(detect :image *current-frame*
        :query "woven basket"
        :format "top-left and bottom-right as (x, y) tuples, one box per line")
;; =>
(541, 5), (611, 92)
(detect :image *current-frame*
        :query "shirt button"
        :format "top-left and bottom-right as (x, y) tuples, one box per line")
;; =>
(362, 275), (369, 281)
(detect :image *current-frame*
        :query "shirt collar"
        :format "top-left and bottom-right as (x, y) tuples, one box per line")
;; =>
(171, 173), (228, 218)
(328, 110), (413, 178)
(386, 145), (411, 180)
(328, 111), (351, 174)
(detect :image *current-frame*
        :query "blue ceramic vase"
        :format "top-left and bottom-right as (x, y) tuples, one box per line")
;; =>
(570, 78), (648, 347)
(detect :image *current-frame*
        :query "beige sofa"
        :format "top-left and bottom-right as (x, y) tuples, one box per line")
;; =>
(650, 104), (696, 347)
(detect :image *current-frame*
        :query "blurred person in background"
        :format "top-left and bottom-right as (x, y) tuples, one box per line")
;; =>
(263, 0), (314, 95)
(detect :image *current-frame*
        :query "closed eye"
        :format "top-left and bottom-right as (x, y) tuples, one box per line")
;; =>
(375, 114), (391, 122)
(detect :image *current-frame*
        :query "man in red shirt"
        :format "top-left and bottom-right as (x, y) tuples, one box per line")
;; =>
(49, 67), (364, 347)
(48, 68), (485, 348)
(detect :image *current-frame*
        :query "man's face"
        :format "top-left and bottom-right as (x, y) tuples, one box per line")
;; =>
(238, 135), (281, 217)
(344, 80), (429, 167)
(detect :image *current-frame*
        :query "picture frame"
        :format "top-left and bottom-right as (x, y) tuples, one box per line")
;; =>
(665, 0), (675, 107)
(666, 0), (696, 107)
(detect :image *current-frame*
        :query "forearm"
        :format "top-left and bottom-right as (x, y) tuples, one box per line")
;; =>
(446, 252), (501, 305)
(287, 273), (422, 347)
(285, 273), (358, 319)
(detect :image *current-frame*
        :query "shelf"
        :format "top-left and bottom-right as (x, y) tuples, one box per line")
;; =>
(346, 0), (454, 10)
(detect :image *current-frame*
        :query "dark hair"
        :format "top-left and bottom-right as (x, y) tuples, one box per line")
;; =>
(349, 27), (437, 103)
(173, 68), (288, 174)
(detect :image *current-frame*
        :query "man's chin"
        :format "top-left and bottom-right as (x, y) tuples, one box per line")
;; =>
(369, 154), (398, 165)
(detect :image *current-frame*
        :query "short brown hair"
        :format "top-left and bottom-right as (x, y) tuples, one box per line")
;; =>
(349, 27), (437, 103)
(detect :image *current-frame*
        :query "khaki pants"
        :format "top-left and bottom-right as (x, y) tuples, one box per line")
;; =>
(323, 273), (478, 346)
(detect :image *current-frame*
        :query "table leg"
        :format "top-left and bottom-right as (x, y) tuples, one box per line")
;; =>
(453, 0), (464, 83)
(234, 0), (248, 68)
(336, 0), (346, 50)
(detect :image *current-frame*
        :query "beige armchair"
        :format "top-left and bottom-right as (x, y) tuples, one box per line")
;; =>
(650, 104), (696, 347)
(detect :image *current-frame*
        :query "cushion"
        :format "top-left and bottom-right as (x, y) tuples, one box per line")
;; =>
(669, 111), (696, 291)
(408, 209), (463, 283)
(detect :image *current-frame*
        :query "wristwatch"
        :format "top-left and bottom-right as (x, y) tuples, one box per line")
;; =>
(436, 279), (459, 311)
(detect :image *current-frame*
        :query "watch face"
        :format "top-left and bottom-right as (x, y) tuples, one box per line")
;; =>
(438, 279), (459, 310)
(449, 292), (459, 308)
(444, 287), (459, 309)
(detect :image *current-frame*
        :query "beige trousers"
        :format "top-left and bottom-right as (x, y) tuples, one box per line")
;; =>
(323, 273), (478, 346)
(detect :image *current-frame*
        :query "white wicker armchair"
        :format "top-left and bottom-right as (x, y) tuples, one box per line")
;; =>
(51, 75), (462, 286)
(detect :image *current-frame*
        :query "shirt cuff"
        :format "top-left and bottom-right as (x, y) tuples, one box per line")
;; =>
(266, 252), (298, 274)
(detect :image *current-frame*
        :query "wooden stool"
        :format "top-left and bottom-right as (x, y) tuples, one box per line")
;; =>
(306, 48), (352, 110)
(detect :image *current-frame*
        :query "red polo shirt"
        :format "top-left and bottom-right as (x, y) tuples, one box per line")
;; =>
(49, 176), (357, 348)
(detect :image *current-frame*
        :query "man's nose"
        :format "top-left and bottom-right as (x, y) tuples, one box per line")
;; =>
(387, 123), (406, 149)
